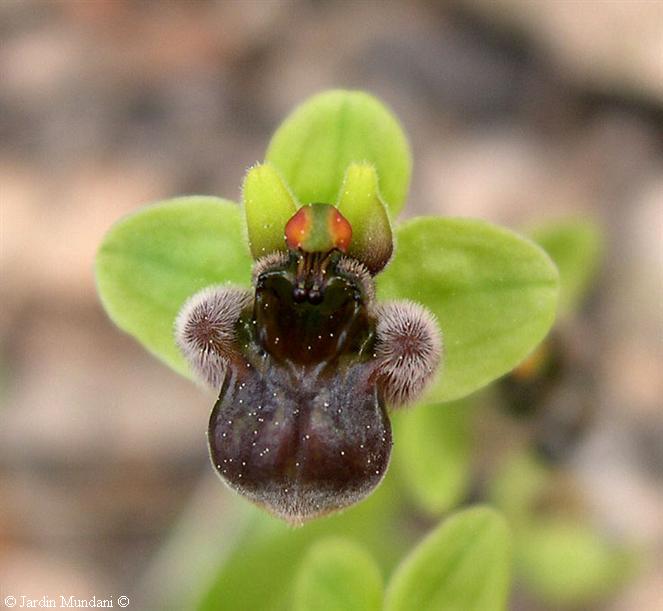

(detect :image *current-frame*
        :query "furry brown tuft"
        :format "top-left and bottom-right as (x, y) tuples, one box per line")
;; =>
(336, 256), (375, 302)
(374, 300), (442, 407)
(175, 286), (252, 389)
(251, 251), (289, 285)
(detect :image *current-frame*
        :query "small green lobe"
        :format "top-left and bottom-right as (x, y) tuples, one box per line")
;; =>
(243, 163), (298, 258)
(337, 163), (393, 273)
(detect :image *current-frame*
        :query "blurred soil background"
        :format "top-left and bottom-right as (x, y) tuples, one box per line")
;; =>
(1, 1), (662, 609)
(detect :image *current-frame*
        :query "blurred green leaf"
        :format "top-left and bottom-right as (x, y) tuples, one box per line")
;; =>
(337, 162), (393, 273)
(378, 217), (559, 403)
(266, 90), (411, 216)
(243, 163), (298, 258)
(196, 472), (405, 611)
(392, 400), (472, 515)
(530, 218), (602, 318)
(95, 197), (252, 376)
(516, 518), (635, 605)
(490, 452), (636, 605)
(384, 506), (512, 611)
(293, 538), (383, 611)
(489, 452), (549, 527)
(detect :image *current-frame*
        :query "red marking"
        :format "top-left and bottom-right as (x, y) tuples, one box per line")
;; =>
(285, 204), (352, 252)
(329, 208), (352, 253)
(285, 207), (312, 250)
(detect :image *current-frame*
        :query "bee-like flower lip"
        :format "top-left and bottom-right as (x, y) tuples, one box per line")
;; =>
(208, 356), (392, 523)
(204, 249), (393, 523)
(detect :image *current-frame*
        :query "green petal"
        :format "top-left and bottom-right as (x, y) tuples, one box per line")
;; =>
(95, 196), (252, 376)
(242, 163), (298, 258)
(530, 218), (603, 318)
(392, 400), (472, 515)
(377, 217), (559, 402)
(293, 538), (383, 611)
(266, 90), (411, 216)
(337, 162), (393, 273)
(384, 507), (512, 611)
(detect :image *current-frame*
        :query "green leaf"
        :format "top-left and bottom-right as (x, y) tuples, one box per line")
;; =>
(243, 163), (298, 258)
(377, 217), (559, 403)
(196, 472), (406, 611)
(337, 162), (393, 273)
(266, 90), (411, 216)
(392, 400), (472, 515)
(293, 538), (383, 611)
(530, 218), (602, 317)
(95, 196), (252, 376)
(489, 452), (637, 605)
(516, 518), (635, 605)
(384, 506), (512, 611)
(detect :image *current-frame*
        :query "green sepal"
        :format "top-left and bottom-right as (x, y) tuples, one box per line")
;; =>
(337, 162), (393, 273)
(95, 196), (252, 376)
(377, 217), (559, 403)
(242, 162), (298, 259)
(266, 90), (411, 216)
